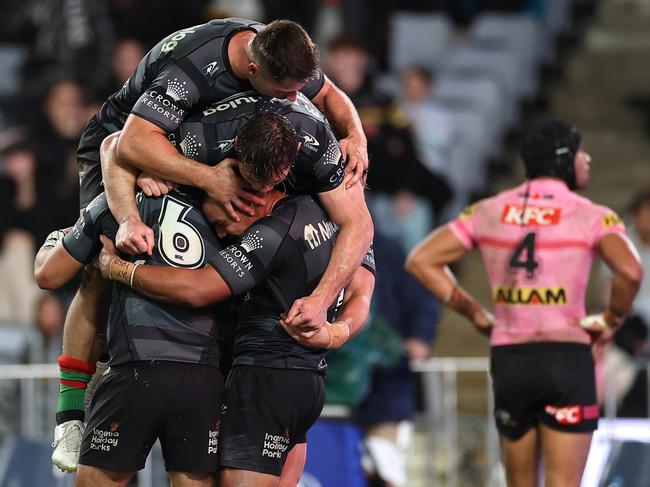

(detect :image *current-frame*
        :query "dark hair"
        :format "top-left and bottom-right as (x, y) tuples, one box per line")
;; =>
(326, 35), (367, 54)
(519, 118), (581, 189)
(402, 65), (434, 85)
(236, 113), (299, 188)
(250, 20), (319, 81)
(628, 190), (650, 215)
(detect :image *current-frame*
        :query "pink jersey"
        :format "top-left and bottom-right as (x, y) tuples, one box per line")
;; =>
(448, 179), (627, 346)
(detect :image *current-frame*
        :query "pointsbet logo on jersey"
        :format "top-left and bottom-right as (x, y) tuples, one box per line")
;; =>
(493, 286), (567, 305)
(500, 205), (561, 226)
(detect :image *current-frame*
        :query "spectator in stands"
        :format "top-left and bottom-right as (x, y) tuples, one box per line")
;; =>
(324, 36), (451, 250)
(97, 38), (145, 101)
(627, 191), (650, 326)
(28, 75), (85, 243)
(354, 231), (438, 487)
(399, 66), (455, 198)
(0, 136), (41, 324)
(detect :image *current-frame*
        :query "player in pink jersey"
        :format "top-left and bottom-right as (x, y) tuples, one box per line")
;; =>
(406, 119), (643, 487)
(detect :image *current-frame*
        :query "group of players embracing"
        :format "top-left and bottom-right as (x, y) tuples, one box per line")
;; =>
(35, 17), (374, 487)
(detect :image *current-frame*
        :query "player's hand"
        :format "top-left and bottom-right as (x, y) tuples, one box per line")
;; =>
(279, 318), (331, 348)
(281, 294), (328, 332)
(204, 158), (267, 222)
(116, 215), (154, 256)
(339, 133), (368, 189)
(136, 172), (176, 197)
(473, 309), (494, 337)
(404, 338), (431, 360)
(578, 310), (622, 334)
(98, 235), (118, 279)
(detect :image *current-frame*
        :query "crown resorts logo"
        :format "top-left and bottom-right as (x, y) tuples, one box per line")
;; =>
(324, 140), (342, 166)
(166, 78), (189, 102)
(179, 132), (201, 159)
(240, 230), (264, 253)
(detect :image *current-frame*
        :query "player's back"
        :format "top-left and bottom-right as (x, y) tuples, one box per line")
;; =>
(173, 92), (344, 193)
(449, 178), (626, 345)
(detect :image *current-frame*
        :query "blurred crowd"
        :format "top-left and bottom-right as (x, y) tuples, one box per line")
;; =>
(0, 1), (648, 483)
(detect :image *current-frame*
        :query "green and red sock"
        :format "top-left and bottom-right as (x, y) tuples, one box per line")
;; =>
(56, 355), (96, 425)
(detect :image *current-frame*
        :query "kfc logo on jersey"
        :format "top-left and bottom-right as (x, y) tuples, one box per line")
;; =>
(501, 205), (561, 226)
(544, 405), (583, 425)
(300, 131), (320, 152)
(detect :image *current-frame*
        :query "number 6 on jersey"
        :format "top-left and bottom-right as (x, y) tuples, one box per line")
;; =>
(158, 196), (206, 268)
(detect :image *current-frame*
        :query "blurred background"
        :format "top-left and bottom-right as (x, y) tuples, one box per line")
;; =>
(0, 0), (649, 485)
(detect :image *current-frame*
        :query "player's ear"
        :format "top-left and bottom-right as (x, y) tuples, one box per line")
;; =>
(296, 141), (302, 151)
(247, 62), (259, 76)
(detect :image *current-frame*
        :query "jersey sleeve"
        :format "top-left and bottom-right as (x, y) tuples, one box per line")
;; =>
(447, 203), (480, 251)
(300, 69), (325, 100)
(131, 62), (204, 133)
(361, 243), (376, 276)
(312, 127), (345, 193)
(62, 194), (116, 264)
(208, 220), (286, 295)
(589, 204), (627, 248)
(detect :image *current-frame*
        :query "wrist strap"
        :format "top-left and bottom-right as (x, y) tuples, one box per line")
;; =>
(109, 258), (137, 287)
(326, 321), (351, 349)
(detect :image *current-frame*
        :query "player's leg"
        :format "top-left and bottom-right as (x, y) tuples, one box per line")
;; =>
(499, 428), (540, 487)
(75, 465), (134, 487)
(53, 265), (111, 471)
(53, 128), (111, 471)
(278, 443), (307, 487)
(218, 367), (325, 487)
(219, 468), (278, 487)
(169, 471), (216, 487)
(539, 424), (591, 487)
(78, 364), (161, 482)
(536, 343), (598, 487)
(160, 363), (224, 487)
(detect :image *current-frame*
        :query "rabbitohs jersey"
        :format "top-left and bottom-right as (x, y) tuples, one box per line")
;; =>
(170, 92), (345, 194)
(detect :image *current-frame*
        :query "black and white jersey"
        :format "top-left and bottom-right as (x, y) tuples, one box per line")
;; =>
(210, 195), (375, 371)
(95, 18), (324, 134)
(63, 192), (223, 368)
(170, 92), (345, 194)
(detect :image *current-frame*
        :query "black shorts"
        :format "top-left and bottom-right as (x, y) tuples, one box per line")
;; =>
(491, 342), (599, 440)
(218, 365), (325, 476)
(78, 116), (112, 210)
(79, 361), (224, 473)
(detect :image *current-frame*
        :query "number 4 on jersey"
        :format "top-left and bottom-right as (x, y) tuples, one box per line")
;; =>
(509, 232), (539, 278)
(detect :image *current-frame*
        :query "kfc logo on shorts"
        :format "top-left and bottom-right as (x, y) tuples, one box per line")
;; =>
(501, 205), (561, 226)
(544, 405), (583, 425)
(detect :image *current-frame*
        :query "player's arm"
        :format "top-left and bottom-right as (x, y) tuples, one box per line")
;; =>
(34, 229), (84, 289)
(584, 233), (643, 330)
(311, 76), (367, 187)
(97, 236), (231, 307)
(281, 265), (375, 349)
(405, 226), (494, 336)
(100, 132), (156, 256)
(284, 181), (373, 331)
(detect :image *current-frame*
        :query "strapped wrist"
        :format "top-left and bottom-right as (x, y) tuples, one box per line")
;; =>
(109, 258), (138, 287)
(326, 320), (351, 349)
